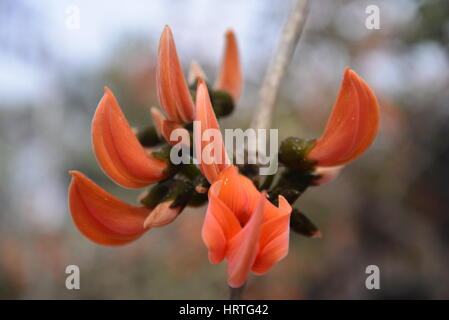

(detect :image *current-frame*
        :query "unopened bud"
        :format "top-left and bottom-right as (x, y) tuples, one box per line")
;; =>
(143, 201), (180, 228)
(137, 126), (161, 147)
(279, 137), (316, 171)
(211, 90), (234, 118)
(290, 208), (321, 238)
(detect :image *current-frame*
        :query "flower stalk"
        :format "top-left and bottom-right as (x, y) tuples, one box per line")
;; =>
(250, 0), (310, 131)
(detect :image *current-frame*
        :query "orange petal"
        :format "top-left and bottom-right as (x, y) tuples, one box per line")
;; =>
(226, 192), (266, 288)
(194, 78), (230, 183)
(346, 71), (380, 160)
(215, 29), (242, 102)
(156, 25), (195, 123)
(162, 122), (190, 146)
(252, 196), (291, 275)
(92, 88), (167, 189)
(307, 68), (380, 166)
(68, 171), (150, 246)
(202, 181), (242, 264)
(150, 107), (187, 146)
(215, 166), (259, 226)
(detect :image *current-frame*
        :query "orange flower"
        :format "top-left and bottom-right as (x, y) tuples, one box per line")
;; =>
(202, 166), (292, 288)
(92, 88), (167, 189)
(157, 26), (242, 125)
(68, 25), (243, 250)
(194, 82), (292, 287)
(307, 68), (380, 167)
(69, 171), (148, 246)
(194, 78), (231, 183)
(68, 171), (179, 246)
(69, 87), (178, 246)
(215, 29), (242, 102)
(156, 25), (196, 123)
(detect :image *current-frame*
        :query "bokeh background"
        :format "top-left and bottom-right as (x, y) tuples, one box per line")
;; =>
(1, 0), (448, 299)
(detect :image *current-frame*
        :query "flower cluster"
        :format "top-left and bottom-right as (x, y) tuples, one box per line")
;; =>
(68, 25), (380, 288)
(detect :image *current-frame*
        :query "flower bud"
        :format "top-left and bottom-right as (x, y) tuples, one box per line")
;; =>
(290, 208), (321, 238)
(211, 90), (234, 117)
(143, 201), (180, 228)
(279, 137), (316, 171)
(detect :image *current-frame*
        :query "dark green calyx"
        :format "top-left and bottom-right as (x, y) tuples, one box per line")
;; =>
(259, 173), (275, 191)
(185, 173), (209, 207)
(290, 208), (321, 238)
(211, 90), (234, 117)
(189, 79), (234, 119)
(140, 178), (193, 210)
(274, 188), (301, 204)
(151, 144), (180, 177)
(169, 179), (195, 208)
(268, 169), (315, 205)
(139, 163), (209, 210)
(140, 182), (171, 209)
(178, 163), (202, 181)
(151, 144), (172, 161)
(187, 190), (208, 207)
(238, 163), (260, 188)
(279, 137), (316, 171)
(137, 126), (161, 147)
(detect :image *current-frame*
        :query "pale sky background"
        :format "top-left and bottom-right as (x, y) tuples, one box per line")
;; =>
(2, 0), (446, 109)
(0, 0), (290, 106)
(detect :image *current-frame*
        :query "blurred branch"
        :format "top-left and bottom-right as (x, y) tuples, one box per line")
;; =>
(232, 3), (310, 300)
(250, 0), (310, 130)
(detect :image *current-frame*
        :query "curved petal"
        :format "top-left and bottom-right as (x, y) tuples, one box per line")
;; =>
(202, 210), (227, 264)
(156, 25), (195, 123)
(226, 192), (266, 288)
(345, 71), (380, 161)
(68, 171), (150, 246)
(252, 232), (289, 275)
(202, 181), (242, 264)
(252, 196), (291, 275)
(92, 88), (167, 189)
(216, 166), (259, 226)
(307, 68), (380, 166)
(215, 29), (242, 102)
(194, 78), (230, 183)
